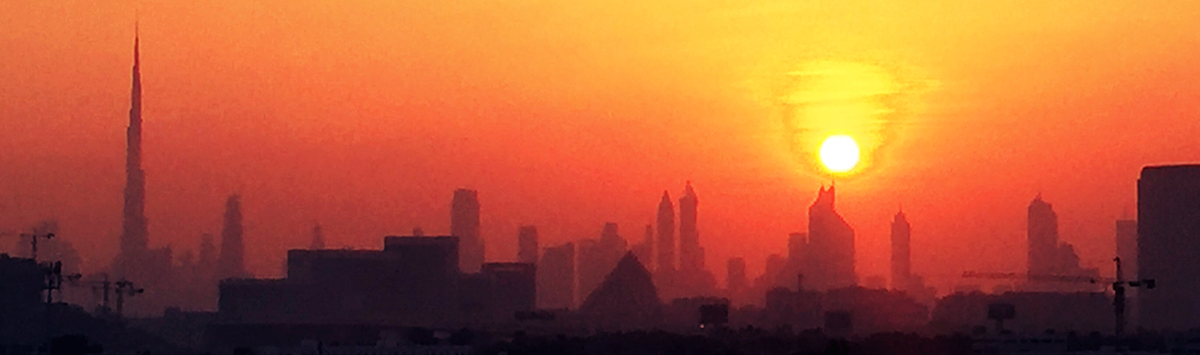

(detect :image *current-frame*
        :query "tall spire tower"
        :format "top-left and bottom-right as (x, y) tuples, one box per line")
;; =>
(655, 191), (675, 275)
(120, 26), (149, 262)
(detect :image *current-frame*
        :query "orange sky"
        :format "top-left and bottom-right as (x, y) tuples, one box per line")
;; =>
(2, 0), (1199, 293)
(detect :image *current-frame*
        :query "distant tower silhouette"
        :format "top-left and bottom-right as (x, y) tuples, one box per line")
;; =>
(727, 257), (747, 297)
(631, 224), (654, 270)
(310, 224), (325, 250)
(518, 225), (539, 264)
(678, 182), (703, 272)
(451, 189), (483, 273)
(1138, 165), (1200, 331)
(217, 195), (246, 280)
(538, 242), (576, 309)
(807, 186), (856, 290)
(890, 208), (911, 291)
(1027, 195), (1059, 276)
(655, 191), (675, 275)
(1025, 195), (1097, 292)
(118, 27), (149, 273)
(198, 233), (216, 280)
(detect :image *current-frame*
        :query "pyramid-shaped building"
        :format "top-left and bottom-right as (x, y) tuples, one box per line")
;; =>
(580, 252), (663, 328)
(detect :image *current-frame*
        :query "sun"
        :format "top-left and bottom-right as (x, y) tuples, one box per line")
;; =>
(819, 135), (860, 173)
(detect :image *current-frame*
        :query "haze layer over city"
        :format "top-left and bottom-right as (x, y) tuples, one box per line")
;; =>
(4, 0), (1200, 311)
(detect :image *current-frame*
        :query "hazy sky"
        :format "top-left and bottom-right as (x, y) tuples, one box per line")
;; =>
(3, 0), (1199, 292)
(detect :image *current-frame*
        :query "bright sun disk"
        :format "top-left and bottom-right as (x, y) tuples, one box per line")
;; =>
(819, 135), (860, 173)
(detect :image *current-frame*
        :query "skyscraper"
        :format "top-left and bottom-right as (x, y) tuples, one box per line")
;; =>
(118, 29), (149, 272)
(807, 186), (856, 290)
(890, 209), (911, 291)
(630, 224), (654, 270)
(678, 182), (702, 272)
(655, 191), (675, 275)
(1025, 195), (1099, 292)
(217, 194), (246, 280)
(1026, 195), (1058, 276)
(1138, 165), (1200, 331)
(578, 223), (628, 305)
(726, 257), (747, 297)
(787, 232), (808, 276)
(452, 189), (483, 273)
(518, 225), (539, 264)
(538, 242), (575, 309)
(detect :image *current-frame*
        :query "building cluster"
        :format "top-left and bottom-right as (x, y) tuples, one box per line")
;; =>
(9, 32), (1200, 353)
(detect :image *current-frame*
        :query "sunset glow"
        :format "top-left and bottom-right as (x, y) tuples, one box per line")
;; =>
(819, 135), (860, 174)
(3, 0), (1200, 301)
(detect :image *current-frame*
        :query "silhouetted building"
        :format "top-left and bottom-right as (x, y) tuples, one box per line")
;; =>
(726, 257), (747, 302)
(891, 210), (911, 291)
(668, 182), (717, 298)
(752, 253), (790, 300)
(577, 223), (627, 304)
(664, 297), (729, 329)
(656, 191), (675, 275)
(764, 285), (927, 335)
(807, 186), (856, 290)
(1138, 165), (1200, 331)
(679, 182), (702, 273)
(932, 291), (1112, 334)
(630, 224), (654, 269)
(1025, 195), (1098, 292)
(108, 31), (178, 316)
(481, 262), (537, 319)
(217, 194), (247, 280)
(198, 233), (217, 278)
(538, 242), (575, 309)
(219, 235), (460, 326)
(452, 189), (484, 273)
(118, 29), (149, 268)
(787, 232), (807, 279)
(0, 255), (43, 344)
(580, 252), (662, 329)
(310, 224), (325, 250)
(518, 225), (539, 264)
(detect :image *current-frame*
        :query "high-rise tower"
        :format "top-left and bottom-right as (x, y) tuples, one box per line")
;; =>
(120, 29), (149, 265)
(452, 189), (483, 273)
(518, 225), (539, 264)
(890, 209), (911, 291)
(655, 191), (675, 275)
(1024, 195), (1098, 292)
(217, 194), (246, 280)
(1138, 165), (1200, 331)
(1026, 195), (1059, 276)
(807, 186), (856, 290)
(678, 182), (703, 272)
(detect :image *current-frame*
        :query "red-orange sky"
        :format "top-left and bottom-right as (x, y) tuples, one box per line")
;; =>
(3, 0), (1200, 293)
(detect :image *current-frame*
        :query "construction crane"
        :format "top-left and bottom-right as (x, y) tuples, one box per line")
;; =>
(962, 257), (1154, 338)
(113, 279), (144, 318)
(69, 274), (144, 319)
(0, 230), (56, 261)
(41, 261), (82, 304)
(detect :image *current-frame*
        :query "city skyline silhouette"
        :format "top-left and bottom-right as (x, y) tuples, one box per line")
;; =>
(2, 2), (1200, 353)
